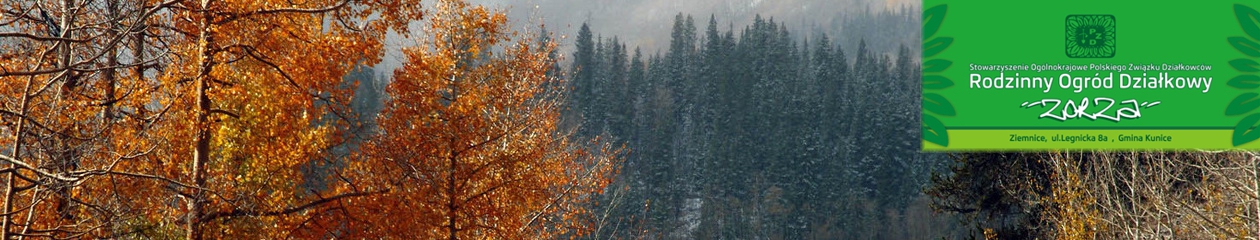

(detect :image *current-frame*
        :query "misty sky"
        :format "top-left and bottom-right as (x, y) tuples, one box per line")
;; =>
(375, 0), (919, 77)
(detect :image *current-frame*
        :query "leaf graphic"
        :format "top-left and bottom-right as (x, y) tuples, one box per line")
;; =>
(1230, 36), (1260, 57)
(923, 93), (956, 116)
(1227, 93), (1260, 116)
(923, 114), (949, 147)
(923, 75), (954, 89)
(1234, 113), (1260, 146)
(923, 59), (952, 73)
(923, 5), (947, 40)
(1232, 58), (1260, 73)
(1229, 75), (1260, 89)
(1237, 4), (1260, 42)
(923, 37), (954, 58)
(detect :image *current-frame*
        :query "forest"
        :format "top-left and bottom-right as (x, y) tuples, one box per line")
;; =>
(521, 1), (1260, 239)
(560, 10), (962, 239)
(8, 0), (1254, 239)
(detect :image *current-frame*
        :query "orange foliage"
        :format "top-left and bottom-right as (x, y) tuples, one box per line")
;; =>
(2, 0), (616, 238)
(320, 0), (621, 239)
(151, 0), (423, 238)
(0, 0), (422, 238)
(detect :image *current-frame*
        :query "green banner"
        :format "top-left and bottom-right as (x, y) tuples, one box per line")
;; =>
(922, 0), (1260, 150)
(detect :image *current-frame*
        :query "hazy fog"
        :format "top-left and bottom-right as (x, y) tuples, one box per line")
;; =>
(375, 0), (919, 77)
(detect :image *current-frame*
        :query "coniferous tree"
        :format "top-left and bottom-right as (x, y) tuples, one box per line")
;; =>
(571, 23), (597, 135)
(572, 11), (951, 239)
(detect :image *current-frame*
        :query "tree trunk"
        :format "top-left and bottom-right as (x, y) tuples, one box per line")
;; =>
(189, 0), (214, 239)
(448, 151), (458, 240)
(104, 0), (117, 123)
(3, 73), (34, 240)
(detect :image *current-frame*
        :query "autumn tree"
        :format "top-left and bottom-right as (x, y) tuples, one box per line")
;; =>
(1, 0), (422, 238)
(321, 0), (621, 239)
(147, 0), (425, 238)
(0, 1), (183, 238)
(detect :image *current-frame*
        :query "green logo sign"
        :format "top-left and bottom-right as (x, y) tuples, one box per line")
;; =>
(921, 1), (1260, 150)
(1065, 14), (1116, 58)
